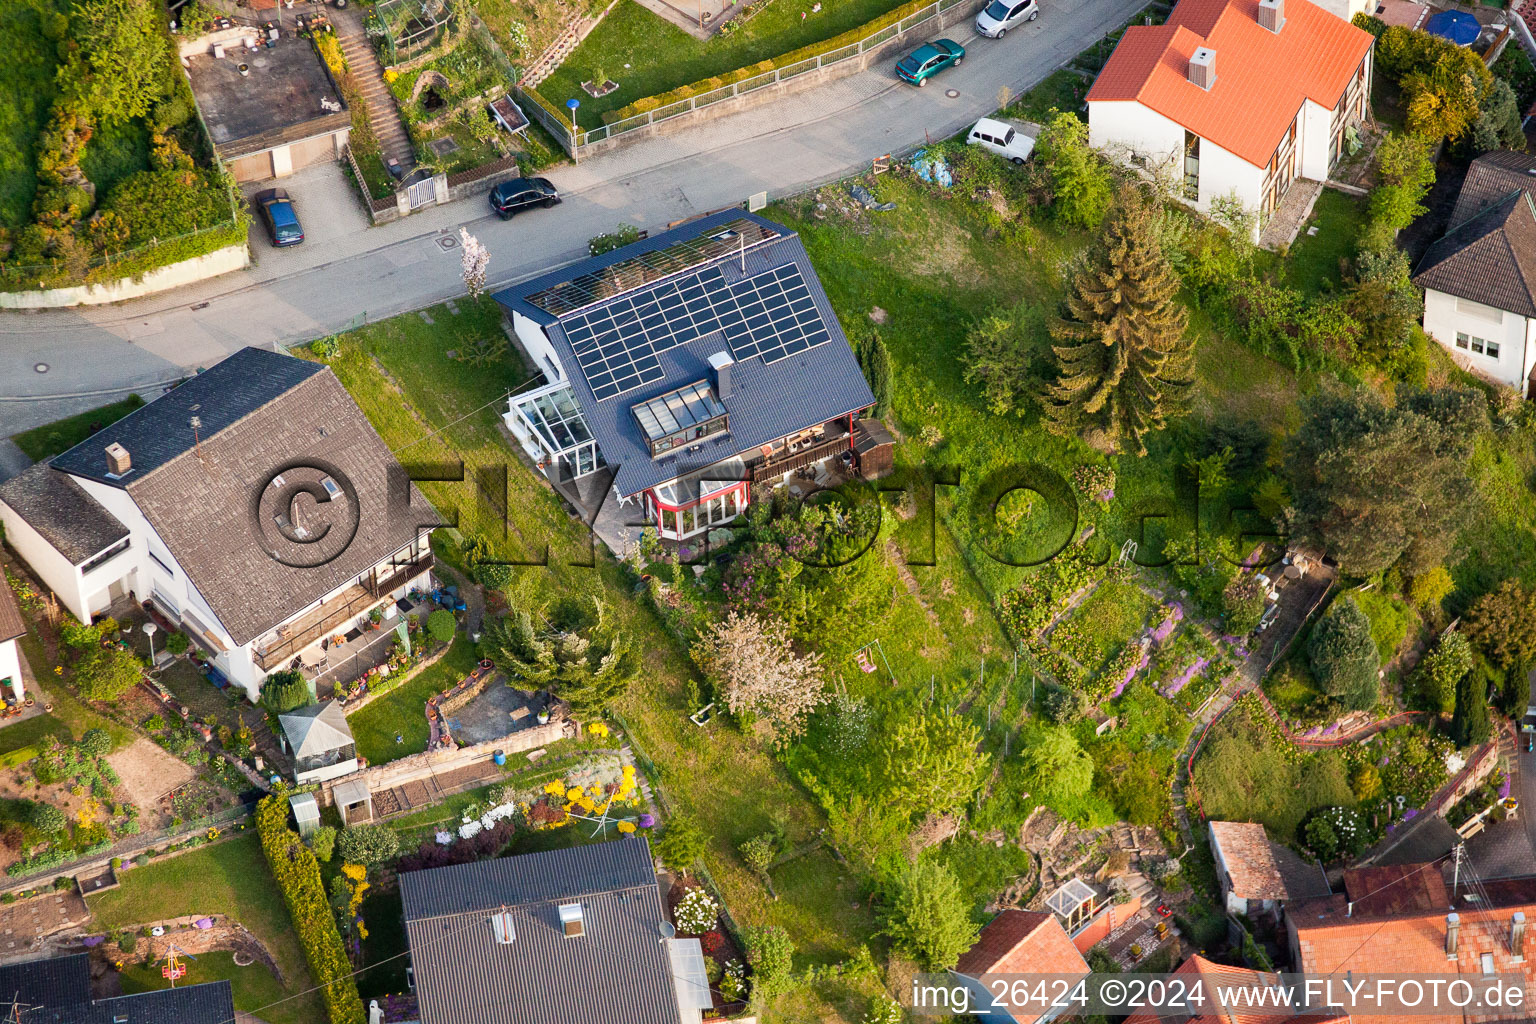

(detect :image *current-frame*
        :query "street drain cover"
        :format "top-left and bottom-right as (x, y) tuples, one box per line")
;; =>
(435, 235), (459, 251)
(946, 89), (960, 98)
(34, 364), (48, 374)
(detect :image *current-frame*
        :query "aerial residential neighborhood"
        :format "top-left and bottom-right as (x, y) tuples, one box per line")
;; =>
(6, 0), (1536, 1019)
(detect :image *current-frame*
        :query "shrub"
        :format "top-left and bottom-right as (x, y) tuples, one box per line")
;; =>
(255, 795), (366, 1024)
(310, 826), (337, 863)
(588, 224), (643, 256)
(674, 887), (719, 935)
(334, 824), (401, 866)
(426, 609), (456, 644)
(1409, 567), (1455, 612)
(743, 925), (796, 999)
(261, 670), (313, 714)
(74, 647), (144, 701)
(656, 813), (708, 873)
(878, 858), (978, 970)
(164, 631), (190, 655)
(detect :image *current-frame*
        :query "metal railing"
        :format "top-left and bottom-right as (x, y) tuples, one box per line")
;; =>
(523, 0), (973, 155)
(748, 433), (851, 482)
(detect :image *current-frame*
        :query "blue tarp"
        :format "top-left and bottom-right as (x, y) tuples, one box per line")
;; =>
(1424, 10), (1479, 46)
(910, 148), (954, 188)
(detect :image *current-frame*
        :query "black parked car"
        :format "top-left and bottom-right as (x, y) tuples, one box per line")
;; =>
(489, 177), (561, 219)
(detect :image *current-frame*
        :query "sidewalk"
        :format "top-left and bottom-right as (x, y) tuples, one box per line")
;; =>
(0, 0), (1148, 437)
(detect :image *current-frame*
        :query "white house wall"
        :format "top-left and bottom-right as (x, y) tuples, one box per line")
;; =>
(0, 504), (91, 622)
(1312, 0), (1372, 22)
(1298, 98), (1333, 181)
(0, 639), (22, 703)
(1422, 288), (1535, 392)
(1088, 99), (1265, 236)
(511, 310), (565, 384)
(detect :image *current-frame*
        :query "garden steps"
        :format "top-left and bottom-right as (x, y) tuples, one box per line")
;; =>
(336, 26), (417, 171)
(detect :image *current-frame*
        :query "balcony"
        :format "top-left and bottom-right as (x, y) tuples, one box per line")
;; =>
(748, 433), (852, 483)
(255, 553), (434, 672)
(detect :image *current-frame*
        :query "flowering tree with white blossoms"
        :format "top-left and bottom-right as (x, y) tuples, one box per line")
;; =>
(460, 227), (490, 297)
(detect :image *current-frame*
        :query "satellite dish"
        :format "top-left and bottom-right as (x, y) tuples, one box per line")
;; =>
(660, 922), (676, 938)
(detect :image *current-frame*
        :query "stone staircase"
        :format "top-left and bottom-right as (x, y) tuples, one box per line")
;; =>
(335, 19), (416, 173)
(521, 15), (590, 88)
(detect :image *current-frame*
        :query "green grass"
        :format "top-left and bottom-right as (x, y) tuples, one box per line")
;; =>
(347, 635), (480, 763)
(1055, 578), (1158, 673)
(0, 712), (71, 757)
(11, 395), (146, 462)
(121, 952), (292, 1021)
(1284, 188), (1367, 297)
(16, 630), (136, 750)
(89, 834), (327, 1024)
(538, 0), (911, 122)
(1007, 68), (1090, 122)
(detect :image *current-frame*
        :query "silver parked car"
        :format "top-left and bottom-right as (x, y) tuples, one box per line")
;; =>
(976, 0), (1037, 37)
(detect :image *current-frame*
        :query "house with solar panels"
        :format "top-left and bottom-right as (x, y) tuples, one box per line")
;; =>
(492, 210), (879, 543)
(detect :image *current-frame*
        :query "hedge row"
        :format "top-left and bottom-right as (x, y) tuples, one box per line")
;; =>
(0, 217), (247, 294)
(255, 795), (366, 1024)
(595, 0), (946, 124)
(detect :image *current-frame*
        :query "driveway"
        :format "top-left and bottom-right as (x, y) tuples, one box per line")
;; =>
(0, 0), (1146, 436)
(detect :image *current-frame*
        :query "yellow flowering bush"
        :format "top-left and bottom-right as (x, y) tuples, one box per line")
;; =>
(617, 821), (636, 833)
(544, 780), (566, 797)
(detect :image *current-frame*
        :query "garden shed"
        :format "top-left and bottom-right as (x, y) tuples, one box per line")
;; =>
(289, 791), (321, 837)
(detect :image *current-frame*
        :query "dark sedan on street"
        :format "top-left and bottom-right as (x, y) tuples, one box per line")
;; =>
(489, 177), (561, 219)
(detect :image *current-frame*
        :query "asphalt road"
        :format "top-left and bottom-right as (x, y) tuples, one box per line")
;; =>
(0, 0), (1146, 437)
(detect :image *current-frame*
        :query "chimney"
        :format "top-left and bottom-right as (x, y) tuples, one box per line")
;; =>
(1514, 912), (1527, 962)
(1188, 47), (1217, 90)
(1447, 913), (1461, 958)
(1258, 0), (1284, 32)
(104, 442), (131, 477)
(707, 351), (735, 401)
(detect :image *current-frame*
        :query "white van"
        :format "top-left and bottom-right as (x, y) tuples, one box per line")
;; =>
(966, 117), (1035, 164)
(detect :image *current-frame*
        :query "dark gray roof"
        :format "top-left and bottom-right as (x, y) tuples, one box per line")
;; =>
(1449, 149), (1536, 229)
(1413, 189), (1536, 317)
(0, 463), (128, 565)
(400, 837), (681, 1024)
(493, 211), (875, 497)
(113, 351), (441, 645)
(51, 348), (327, 486)
(0, 953), (233, 1024)
(279, 700), (354, 756)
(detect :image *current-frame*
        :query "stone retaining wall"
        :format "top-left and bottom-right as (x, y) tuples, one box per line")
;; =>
(0, 244), (250, 309)
(322, 718), (574, 804)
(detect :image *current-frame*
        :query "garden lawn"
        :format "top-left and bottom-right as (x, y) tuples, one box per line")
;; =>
(301, 303), (878, 971)
(0, 713), (71, 758)
(121, 952), (292, 1022)
(89, 834), (327, 1024)
(1284, 188), (1367, 297)
(11, 395), (147, 462)
(347, 636), (480, 763)
(1051, 578), (1157, 676)
(536, 0), (911, 122)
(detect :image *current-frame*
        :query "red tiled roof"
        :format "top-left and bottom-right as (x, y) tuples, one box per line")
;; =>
(1125, 955), (1350, 1024)
(1086, 0), (1374, 167)
(955, 911), (1091, 1024)
(1210, 821), (1331, 902)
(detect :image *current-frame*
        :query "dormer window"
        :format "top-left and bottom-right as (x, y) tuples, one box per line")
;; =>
(559, 903), (585, 937)
(632, 381), (728, 457)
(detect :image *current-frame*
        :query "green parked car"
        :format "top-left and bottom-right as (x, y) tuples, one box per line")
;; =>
(895, 38), (965, 86)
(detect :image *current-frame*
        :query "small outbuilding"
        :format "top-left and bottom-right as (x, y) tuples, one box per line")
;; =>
(288, 791), (322, 836)
(278, 701), (359, 785)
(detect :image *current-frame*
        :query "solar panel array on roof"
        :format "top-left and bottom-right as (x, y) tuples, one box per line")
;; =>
(564, 260), (835, 402)
(525, 218), (778, 317)
(723, 263), (830, 364)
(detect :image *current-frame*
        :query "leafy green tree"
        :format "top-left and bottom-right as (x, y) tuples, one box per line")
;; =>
(1021, 725), (1094, 804)
(1403, 41), (1491, 142)
(1303, 815), (1338, 861)
(849, 322), (894, 420)
(65, 0), (170, 124)
(1365, 134), (1435, 243)
(1043, 187), (1193, 454)
(1498, 661), (1531, 720)
(426, 609), (456, 644)
(1222, 577), (1265, 635)
(655, 813), (709, 874)
(1450, 659), (1493, 748)
(963, 301), (1049, 417)
(1493, 45), (1536, 109)
(261, 670), (313, 714)
(1410, 567), (1455, 612)
(1308, 599), (1379, 712)
(1472, 76), (1524, 152)
(1463, 580), (1536, 669)
(480, 598), (639, 714)
(334, 824), (401, 866)
(74, 646), (143, 701)
(310, 826), (337, 863)
(1411, 630), (1473, 714)
(875, 710), (987, 820)
(743, 925), (796, 1000)
(1346, 243), (1422, 359)
(1036, 110), (1114, 229)
(879, 858), (979, 970)
(1041, 684), (1090, 725)
(1284, 386), (1485, 575)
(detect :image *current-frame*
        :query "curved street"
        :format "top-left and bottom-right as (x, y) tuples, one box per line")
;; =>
(0, 0), (1146, 436)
